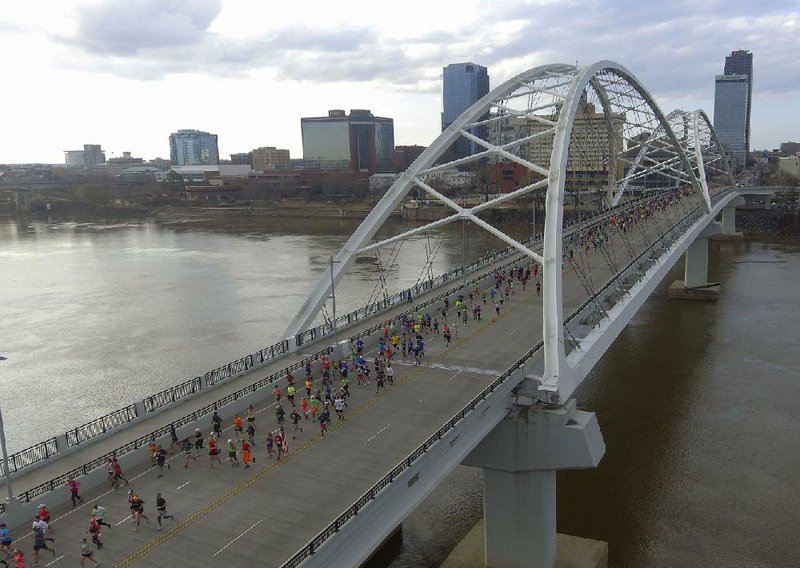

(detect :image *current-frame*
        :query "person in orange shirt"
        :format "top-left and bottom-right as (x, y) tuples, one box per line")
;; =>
(304, 377), (313, 398)
(233, 414), (243, 440)
(300, 397), (309, 420)
(241, 439), (253, 468)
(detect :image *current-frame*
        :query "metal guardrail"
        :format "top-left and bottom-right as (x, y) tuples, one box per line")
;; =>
(143, 377), (203, 412)
(66, 404), (139, 447)
(0, 438), (59, 478)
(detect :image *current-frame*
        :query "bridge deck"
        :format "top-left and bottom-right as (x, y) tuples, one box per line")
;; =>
(3, 196), (693, 567)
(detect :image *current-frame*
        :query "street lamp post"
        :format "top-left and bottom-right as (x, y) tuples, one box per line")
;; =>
(0, 354), (13, 502)
(329, 257), (341, 353)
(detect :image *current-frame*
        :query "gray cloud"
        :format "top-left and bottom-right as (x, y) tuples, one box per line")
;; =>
(48, 0), (800, 107)
(68, 0), (223, 55)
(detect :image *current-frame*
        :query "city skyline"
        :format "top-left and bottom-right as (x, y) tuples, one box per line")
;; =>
(1, 0), (798, 164)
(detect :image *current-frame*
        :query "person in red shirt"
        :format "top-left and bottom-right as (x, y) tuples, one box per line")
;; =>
(208, 435), (222, 468)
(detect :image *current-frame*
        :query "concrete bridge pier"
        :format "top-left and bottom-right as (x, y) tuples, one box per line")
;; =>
(460, 399), (605, 568)
(668, 223), (722, 300)
(715, 196), (746, 241)
(14, 190), (31, 214)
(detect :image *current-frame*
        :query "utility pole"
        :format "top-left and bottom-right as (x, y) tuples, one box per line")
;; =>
(0, 354), (13, 502)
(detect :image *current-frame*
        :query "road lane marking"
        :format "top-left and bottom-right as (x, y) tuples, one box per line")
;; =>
(363, 424), (391, 445)
(211, 519), (263, 557)
(176, 481), (192, 490)
(46, 555), (65, 566)
(116, 516), (132, 526)
(506, 328), (518, 338)
(449, 370), (465, 382)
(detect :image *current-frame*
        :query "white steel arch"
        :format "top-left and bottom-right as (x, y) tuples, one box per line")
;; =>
(284, 60), (732, 401)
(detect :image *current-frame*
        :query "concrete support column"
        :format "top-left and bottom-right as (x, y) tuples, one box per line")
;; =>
(14, 191), (31, 214)
(484, 468), (557, 567)
(721, 206), (735, 234)
(462, 399), (605, 568)
(683, 237), (709, 289)
(668, 223), (722, 300)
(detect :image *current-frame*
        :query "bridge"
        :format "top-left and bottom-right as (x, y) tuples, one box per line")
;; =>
(0, 60), (762, 567)
(0, 179), (144, 213)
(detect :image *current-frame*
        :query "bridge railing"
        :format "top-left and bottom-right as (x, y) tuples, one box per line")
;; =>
(65, 404), (139, 447)
(0, 438), (59, 479)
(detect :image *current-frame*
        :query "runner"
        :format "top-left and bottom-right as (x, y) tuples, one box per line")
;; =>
(110, 458), (128, 488)
(375, 371), (386, 393)
(386, 363), (394, 385)
(246, 422), (256, 445)
(304, 377), (313, 398)
(274, 429), (285, 461)
(155, 445), (168, 478)
(211, 411), (223, 437)
(31, 518), (55, 563)
(241, 439), (253, 468)
(275, 403), (286, 426)
(264, 431), (275, 458)
(226, 439), (239, 467)
(273, 384), (282, 403)
(300, 396), (309, 420)
(334, 395), (346, 420)
(79, 538), (99, 567)
(182, 438), (197, 468)
(287, 383), (296, 406)
(169, 423), (179, 454)
(67, 477), (83, 507)
(208, 435), (222, 468)
(0, 523), (12, 559)
(88, 516), (103, 549)
(289, 409), (302, 438)
(318, 408), (330, 437)
(91, 503), (112, 530)
(148, 439), (158, 467)
(309, 396), (320, 420)
(156, 493), (175, 530)
(193, 428), (204, 456)
(233, 414), (244, 440)
(245, 403), (256, 425)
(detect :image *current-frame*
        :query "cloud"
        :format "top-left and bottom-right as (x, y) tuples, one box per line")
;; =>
(67, 0), (224, 55)
(44, 0), (800, 105)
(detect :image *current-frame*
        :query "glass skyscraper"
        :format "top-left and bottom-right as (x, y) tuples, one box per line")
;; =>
(442, 62), (490, 157)
(713, 74), (749, 170)
(169, 129), (220, 166)
(723, 50), (753, 163)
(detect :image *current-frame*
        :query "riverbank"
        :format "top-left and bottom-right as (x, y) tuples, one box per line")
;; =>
(3, 199), (799, 235)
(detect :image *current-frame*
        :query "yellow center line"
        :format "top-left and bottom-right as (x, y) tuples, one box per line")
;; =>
(116, 293), (534, 566)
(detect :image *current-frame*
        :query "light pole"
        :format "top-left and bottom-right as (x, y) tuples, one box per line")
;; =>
(0, 354), (13, 502)
(329, 257), (341, 352)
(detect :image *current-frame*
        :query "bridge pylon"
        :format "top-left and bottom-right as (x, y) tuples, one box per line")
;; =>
(462, 399), (605, 567)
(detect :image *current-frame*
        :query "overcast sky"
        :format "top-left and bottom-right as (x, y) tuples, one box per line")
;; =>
(1, 0), (798, 164)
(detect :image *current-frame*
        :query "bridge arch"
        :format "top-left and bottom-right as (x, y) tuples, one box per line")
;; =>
(284, 60), (732, 401)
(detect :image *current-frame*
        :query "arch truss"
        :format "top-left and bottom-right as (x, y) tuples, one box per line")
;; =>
(285, 60), (733, 401)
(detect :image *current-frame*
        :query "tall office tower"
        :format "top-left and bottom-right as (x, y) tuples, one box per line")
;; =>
(723, 50), (753, 163)
(301, 109), (394, 172)
(169, 129), (220, 166)
(64, 144), (106, 168)
(442, 63), (490, 157)
(713, 74), (749, 170)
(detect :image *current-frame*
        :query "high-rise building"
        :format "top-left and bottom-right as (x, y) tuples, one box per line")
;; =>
(169, 129), (219, 166)
(64, 144), (106, 169)
(724, 49), (753, 163)
(251, 147), (291, 171)
(301, 109), (394, 172)
(442, 62), (490, 157)
(713, 74), (749, 170)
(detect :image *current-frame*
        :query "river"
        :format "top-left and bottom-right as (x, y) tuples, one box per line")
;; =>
(2, 215), (798, 567)
(379, 235), (800, 568)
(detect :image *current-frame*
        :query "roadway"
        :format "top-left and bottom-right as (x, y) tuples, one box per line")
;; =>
(2, 191), (702, 567)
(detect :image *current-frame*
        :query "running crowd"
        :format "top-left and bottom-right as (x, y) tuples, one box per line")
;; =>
(0, 256), (547, 567)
